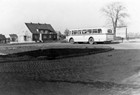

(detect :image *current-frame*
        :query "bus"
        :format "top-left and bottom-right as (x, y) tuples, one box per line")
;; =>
(66, 27), (114, 44)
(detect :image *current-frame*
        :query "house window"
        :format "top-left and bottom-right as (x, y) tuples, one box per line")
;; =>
(45, 30), (48, 34)
(49, 35), (52, 38)
(40, 30), (44, 33)
(24, 36), (27, 41)
(34, 35), (38, 39)
(36, 29), (39, 32)
(50, 32), (53, 34)
(43, 35), (47, 39)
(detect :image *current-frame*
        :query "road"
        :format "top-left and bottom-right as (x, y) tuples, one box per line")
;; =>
(0, 42), (140, 95)
(4, 41), (140, 49)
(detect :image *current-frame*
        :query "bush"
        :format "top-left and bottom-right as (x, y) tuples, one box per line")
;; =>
(114, 36), (123, 40)
(60, 39), (68, 43)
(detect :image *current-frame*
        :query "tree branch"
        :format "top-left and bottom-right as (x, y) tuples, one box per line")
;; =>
(101, 2), (129, 36)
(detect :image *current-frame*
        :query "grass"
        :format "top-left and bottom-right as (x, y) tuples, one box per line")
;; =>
(0, 43), (139, 95)
(0, 43), (114, 62)
(0, 43), (114, 85)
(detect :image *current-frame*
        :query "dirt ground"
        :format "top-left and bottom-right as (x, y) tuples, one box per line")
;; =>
(0, 42), (140, 95)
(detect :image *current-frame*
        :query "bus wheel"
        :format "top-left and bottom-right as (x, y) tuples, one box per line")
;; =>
(69, 38), (74, 44)
(88, 37), (94, 44)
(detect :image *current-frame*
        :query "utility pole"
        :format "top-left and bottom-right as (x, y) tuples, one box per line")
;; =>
(126, 27), (128, 40)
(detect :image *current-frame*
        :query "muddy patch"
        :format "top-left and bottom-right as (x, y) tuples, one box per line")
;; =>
(0, 47), (114, 62)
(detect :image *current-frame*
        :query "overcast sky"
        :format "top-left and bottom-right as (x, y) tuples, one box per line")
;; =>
(0, 0), (139, 35)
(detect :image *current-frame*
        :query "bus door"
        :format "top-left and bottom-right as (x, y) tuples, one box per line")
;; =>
(81, 30), (87, 41)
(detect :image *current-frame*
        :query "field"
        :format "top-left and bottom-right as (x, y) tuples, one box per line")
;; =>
(0, 42), (140, 95)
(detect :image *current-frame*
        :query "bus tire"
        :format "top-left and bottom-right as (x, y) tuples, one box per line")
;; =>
(69, 38), (74, 44)
(88, 37), (94, 44)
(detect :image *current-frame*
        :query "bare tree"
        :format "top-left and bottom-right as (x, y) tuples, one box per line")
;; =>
(101, 2), (129, 37)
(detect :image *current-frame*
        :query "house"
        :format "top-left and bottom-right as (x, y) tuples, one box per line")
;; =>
(25, 23), (57, 42)
(4, 34), (10, 43)
(0, 34), (6, 43)
(9, 34), (18, 42)
(18, 30), (32, 43)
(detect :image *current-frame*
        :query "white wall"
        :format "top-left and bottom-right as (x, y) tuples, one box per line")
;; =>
(18, 30), (32, 43)
(116, 27), (127, 38)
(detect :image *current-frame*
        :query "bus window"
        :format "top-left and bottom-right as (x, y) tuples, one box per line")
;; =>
(72, 30), (77, 35)
(69, 31), (72, 35)
(93, 29), (98, 33)
(87, 29), (92, 34)
(71, 30), (81, 35)
(107, 29), (112, 33)
(82, 30), (87, 34)
(72, 30), (74, 35)
(77, 30), (81, 35)
(98, 29), (102, 33)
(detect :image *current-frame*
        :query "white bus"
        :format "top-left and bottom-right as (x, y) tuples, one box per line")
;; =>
(66, 27), (114, 44)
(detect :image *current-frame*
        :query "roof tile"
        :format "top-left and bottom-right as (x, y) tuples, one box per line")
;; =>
(25, 23), (56, 34)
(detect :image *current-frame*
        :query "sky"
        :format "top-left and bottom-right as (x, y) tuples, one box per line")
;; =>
(0, 0), (139, 35)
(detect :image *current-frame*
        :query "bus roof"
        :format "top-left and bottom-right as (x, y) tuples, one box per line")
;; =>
(69, 27), (112, 31)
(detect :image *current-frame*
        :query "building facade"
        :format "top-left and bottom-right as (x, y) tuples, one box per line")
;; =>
(0, 34), (6, 43)
(25, 23), (57, 42)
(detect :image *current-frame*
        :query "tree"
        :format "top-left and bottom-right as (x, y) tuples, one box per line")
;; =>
(64, 29), (70, 36)
(101, 2), (129, 37)
(56, 31), (61, 40)
(56, 31), (65, 40)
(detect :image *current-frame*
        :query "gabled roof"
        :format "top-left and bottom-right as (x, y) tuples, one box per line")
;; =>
(0, 34), (6, 40)
(9, 34), (18, 38)
(25, 23), (56, 34)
